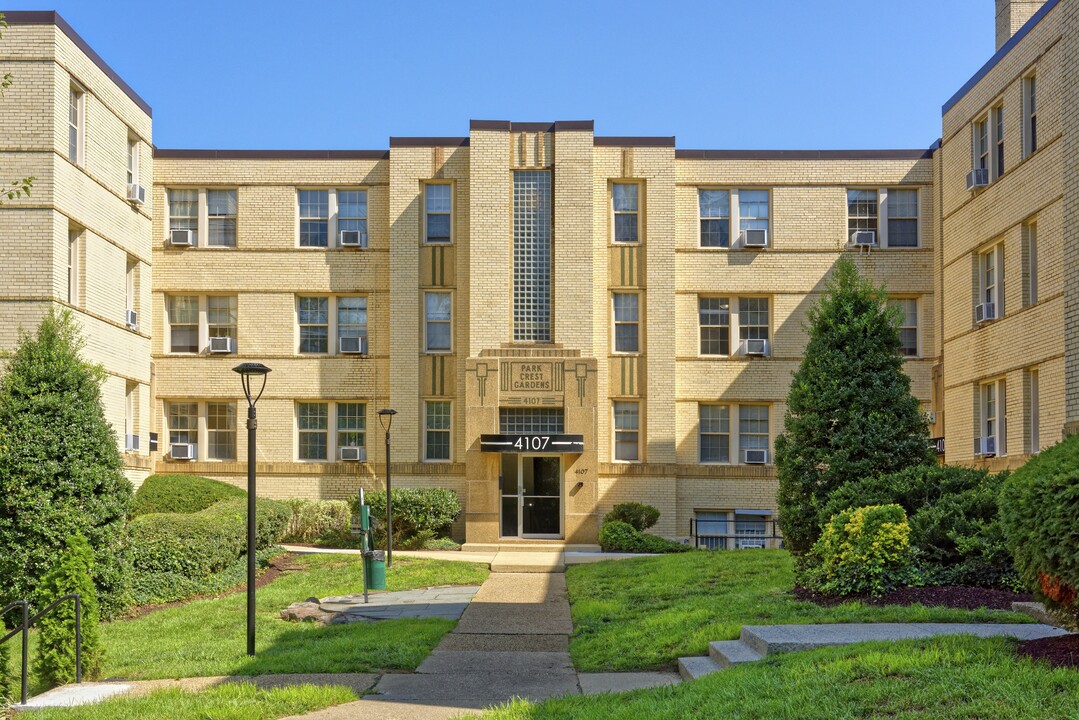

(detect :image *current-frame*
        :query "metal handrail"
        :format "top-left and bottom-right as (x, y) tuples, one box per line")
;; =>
(0, 593), (82, 707)
(691, 518), (783, 550)
(0, 601), (29, 706)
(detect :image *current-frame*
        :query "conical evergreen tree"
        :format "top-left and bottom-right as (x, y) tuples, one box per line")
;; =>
(34, 533), (103, 686)
(775, 258), (935, 554)
(0, 309), (133, 619)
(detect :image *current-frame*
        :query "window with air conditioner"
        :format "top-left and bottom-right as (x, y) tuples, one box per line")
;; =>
(847, 189), (878, 246)
(337, 189), (368, 247)
(299, 188), (367, 249)
(337, 403), (366, 459)
(738, 190), (769, 247)
(699, 296), (770, 357)
(738, 298), (769, 355)
(168, 401), (198, 460)
(126, 136), (144, 202)
(167, 189), (238, 247)
(978, 379), (1006, 457)
(739, 405), (770, 464)
(425, 184), (452, 244)
(977, 244), (1003, 324)
(337, 297), (367, 354)
(126, 256), (138, 328)
(125, 381), (138, 452)
(698, 188), (771, 248)
(208, 296), (237, 353)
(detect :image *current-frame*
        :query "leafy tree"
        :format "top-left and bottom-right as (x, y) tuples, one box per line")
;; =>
(34, 534), (103, 686)
(0, 13), (35, 203)
(775, 258), (934, 554)
(0, 309), (133, 619)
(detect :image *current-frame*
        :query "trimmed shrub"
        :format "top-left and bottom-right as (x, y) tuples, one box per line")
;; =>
(131, 547), (282, 606)
(802, 504), (914, 597)
(133, 474), (245, 516)
(282, 499), (352, 544)
(598, 521), (691, 554)
(0, 642), (15, 705)
(422, 537), (462, 551)
(35, 535), (103, 687)
(353, 488), (461, 546)
(1001, 434), (1079, 621)
(823, 465), (1018, 589)
(603, 503), (661, 532)
(200, 497), (291, 550)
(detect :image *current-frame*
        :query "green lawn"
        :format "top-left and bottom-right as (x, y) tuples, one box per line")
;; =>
(27, 682), (355, 720)
(482, 636), (1079, 720)
(567, 550), (1031, 671)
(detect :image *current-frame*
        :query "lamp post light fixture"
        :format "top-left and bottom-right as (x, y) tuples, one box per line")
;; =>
(233, 362), (271, 657)
(377, 408), (397, 568)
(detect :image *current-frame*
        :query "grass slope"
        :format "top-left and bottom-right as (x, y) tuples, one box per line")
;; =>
(27, 682), (355, 720)
(567, 550), (1031, 671)
(484, 636), (1079, 720)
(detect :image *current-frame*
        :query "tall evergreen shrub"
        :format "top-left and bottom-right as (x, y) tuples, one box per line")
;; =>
(34, 534), (103, 687)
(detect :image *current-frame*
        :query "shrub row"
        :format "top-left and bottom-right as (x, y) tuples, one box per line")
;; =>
(133, 474), (245, 516)
(352, 488), (461, 548)
(281, 499), (352, 544)
(599, 521), (691, 554)
(131, 547), (282, 606)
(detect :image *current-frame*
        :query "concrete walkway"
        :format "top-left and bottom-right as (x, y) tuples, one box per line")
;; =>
(280, 545), (655, 571)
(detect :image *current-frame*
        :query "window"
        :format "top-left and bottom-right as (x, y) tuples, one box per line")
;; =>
(168, 189), (199, 244)
(979, 379), (1006, 456)
(125, 381), (137, 450)
(699, 190), (730, 248)
(694, 511), (730, 550)
(612, 293), (639, 353)
(738, 405), (769, 459)
(337, 403), (366, 451)
(337, 297), (368, 347)
(298, 402), (329, 460)
(206, 402), (236, 460)
(738, 190), (769, 237)
(127, 137), (139, 188)
(974, 118), (990, 174)
(207, 190), (237, 247)
(68, 84), (83, 165)
(338, 189), (368, 247)
(425, 292), (452, 353)
(299, 190), (329, 247)
(699, 405), (730, 463)
(126, 256), (137, 319)
(1023, 74), (1037, 157)
(499, 408), (565, 434)
(699, 297), (730, 355)
(1028, 368), (1040, 454)
(425, 401), (452, 461)
(1023, 221), (1038, 306)
(168, 402), (198, 453)
(67, 229), (79, 305)
(979, 244), (1004, 320)
(513, 171), (552, 341)
(613, 401), (640, 461)
(738, 297), (769, 351)
(208, 296), (237, 350)
(994, 104), (1005, 178)
(425, 184), (451, 244)
(847, 189), (878, 242)
(298, 297), (329, 353)
(887, 189), (919, 248)
(892, 298), (918, 357)
(612, 183), (639, 243)
(168, 296), (199, 353)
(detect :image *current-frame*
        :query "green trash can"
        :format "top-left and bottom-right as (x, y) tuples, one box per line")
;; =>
(365, 550), (386, 590)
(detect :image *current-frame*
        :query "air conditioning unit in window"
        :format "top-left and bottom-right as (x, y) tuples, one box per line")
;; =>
(975, 436), (997, 457)
(170, 229), (194, 246)
(743, 449), (768, 464)
(743, 338), (769, 356)
(127, 183), (146, 204)
(850, 230), (877, 248)
(126, 309), (138, 329)
(974, 302), (997, 324)
(966, 168), (989, 191)
(125, 434), (140, 452)
(340, 446), (367, 462)
(170, 443), (195, 460)
(339, 336), (367, 354)
(742, 229), (769, 248)
(208, 336), (233, 354)
(339, 230), (366, 247)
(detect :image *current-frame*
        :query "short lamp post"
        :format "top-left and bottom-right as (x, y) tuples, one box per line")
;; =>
(377, 408), (397, 568)
(233, 362), (271, 657)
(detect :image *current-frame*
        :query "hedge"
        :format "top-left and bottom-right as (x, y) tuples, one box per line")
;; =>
(603, 503), (661, 532)
(282, 499), (352, 544)
(352, 488), (460, 548)
(133, 474), (245, 516)
(598, 521), (691, 554)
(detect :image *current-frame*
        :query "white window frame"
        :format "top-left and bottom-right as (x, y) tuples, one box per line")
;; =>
(847, 187), (921, 249)
(297, 295), (330, 354)
(205, 401), (238, 461)
(424, 400), (453, 462)
(698, 188), (771, 249)
(1028, 368), (1040, 455)
(166, 188), (239, 248)
(974, 117), (990, 175)
(127, 135), (139, 188)
(336, 402), (367, 455)
(166, 294), (240, 354)
(296, 401), (330, 462)
(737, 404), (771, 463)
(424, 291), (453, 354)
(979, 243), (1004, 321)
(992, 103), (1005, 179)
(698, 404), (731, 464)
(885, 188), (920, 248)
(68, 82), (84, 166)
(296, 188), (368, 249)
(1023, 220), (1038, 306)
(698, 295), (770, 357)
(612, 182), (640, 244)
(612, 400), (640, 462)
(891, 297), (919, 358)
(67, 228), (80, 306)
(207, 295), (238, 351)
(164, 400), (237, 462)
(698, 296), (731, 356)
(166, 295), (201, 354)
(979, 379), (1007, 457)
(125, 381), (138, 452)
(166, 400), (199, 459)
(125, 256), (137, 324)
(424, 183), (453, 244)
(698, 188), (731, 248)
(612, 292), (640, 354)
(1023, 73), (1037, 159)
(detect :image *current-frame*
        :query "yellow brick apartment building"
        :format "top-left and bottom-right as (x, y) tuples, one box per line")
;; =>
(1, 1), (1075, 547)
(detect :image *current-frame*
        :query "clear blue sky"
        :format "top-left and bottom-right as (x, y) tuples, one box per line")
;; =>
(5, 0), (997, 150)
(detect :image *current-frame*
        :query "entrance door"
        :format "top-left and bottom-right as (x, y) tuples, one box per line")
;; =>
(500, 454), (562, 538)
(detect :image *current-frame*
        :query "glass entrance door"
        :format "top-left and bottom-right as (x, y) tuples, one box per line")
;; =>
(500, 454), (562, 538)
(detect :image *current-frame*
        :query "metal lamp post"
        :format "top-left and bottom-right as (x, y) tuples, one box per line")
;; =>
(233, 362), (271, 657)
(377, 408), (397, 567)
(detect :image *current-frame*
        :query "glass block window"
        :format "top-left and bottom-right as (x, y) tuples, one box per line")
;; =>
(847, 189), (878, 240)
(613, 401), (640, 461)
(337, 403), (366, 449)
(887, 189), (918, 248)
(299, 190), (329, 247)
(169, 190), (198, 243)
(425, 184), (452, 243)
(699, 189), (730, 248)
(739, 190), (769, 234)
(338, 297), (368, 342)
(207, 190), (237, 247)
(613, 293), (639, 353)
(207, 402), (236, 460)
(425, 401), (452, 461)
(513, 171), (552, 342)
(208, 296), (237, 347)
(499, 408), (565, 434)
(168, 296), (199, 353)
(338, 189), (368, 247)
(298, 297), (329, 353)
(168, 402), (197, 447)
(298, 402), (328, 460)
(893, 298), (918, 356)
(699, 405), (730, 463)
(699, 297), (730, 355)
(739, 297), (769, 345)
(613, 184), (639, 243)
(738, 405), (769, 454)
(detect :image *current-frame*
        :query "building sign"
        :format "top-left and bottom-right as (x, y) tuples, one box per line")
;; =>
(480, 434), (585, 453)
(500, 361), (564, 394)
(931, 437), (945, 456)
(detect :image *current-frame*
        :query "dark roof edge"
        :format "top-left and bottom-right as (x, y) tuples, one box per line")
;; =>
(4, 10), (152, 117)
(594, 136), (676, 147)
(389, 137), (469, 148)
(675, 148), (935, 160)
(153, 148), (389, 160)
(469, 120), (595, 132)
(942, 0), (1060, 115)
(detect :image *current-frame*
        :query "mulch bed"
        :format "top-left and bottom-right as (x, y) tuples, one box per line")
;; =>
(792, 585), (1032, 611)
(1018, 633), (1079, 669)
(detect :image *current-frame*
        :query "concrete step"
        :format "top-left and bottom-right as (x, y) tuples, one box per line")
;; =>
(462, 543), (599, 553)
(677, 655), (724, 681)
(489, 551), (565, 573)
(708, 640), (763, 668)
